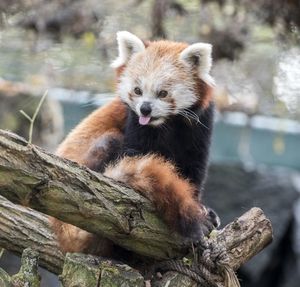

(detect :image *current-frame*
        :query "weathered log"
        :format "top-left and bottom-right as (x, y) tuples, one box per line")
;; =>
(0, 129), (186, 259)
(0, 268), (11, 287)
(11, 248), (41, 287)
(0, 194), (272, 284)
(212, 207), (272, 271)
(0, 195), (64, 274)
(60, 253), (145, 287)
(0, 129), (272, 263)
(0, 248), (144, 287)
(153, 207), (273, 286)
(0, 248), (41, 287)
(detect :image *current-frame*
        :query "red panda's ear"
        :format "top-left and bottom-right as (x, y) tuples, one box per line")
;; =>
(180, 43), (215, 86)
(111, 31), (145, 69)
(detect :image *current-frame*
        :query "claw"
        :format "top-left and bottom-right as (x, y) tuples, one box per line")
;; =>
(207, 207), (221, 228)
(177, 206), (221, 246)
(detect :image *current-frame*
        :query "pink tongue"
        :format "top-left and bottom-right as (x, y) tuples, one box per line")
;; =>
(139, 116), (151, 125)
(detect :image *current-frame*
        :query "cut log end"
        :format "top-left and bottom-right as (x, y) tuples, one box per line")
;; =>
(213, 207), (273, 270)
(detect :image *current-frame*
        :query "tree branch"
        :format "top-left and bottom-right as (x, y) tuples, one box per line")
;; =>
(0, 129), (186, 259)
(0, 195), (64, 274)
(0, 129), (273, 279)
(0, 193), (272, 287)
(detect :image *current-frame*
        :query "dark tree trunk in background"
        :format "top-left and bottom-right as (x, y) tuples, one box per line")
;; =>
(151, 0), (170, 39)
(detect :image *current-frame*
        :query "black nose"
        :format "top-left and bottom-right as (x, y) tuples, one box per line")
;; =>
(140, 102), (152, 116)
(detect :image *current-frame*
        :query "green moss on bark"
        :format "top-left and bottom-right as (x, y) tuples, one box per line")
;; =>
(59, 253), (144, 287)
(11, 248), (41, 287)
(0, 268), (12, 287)
(59, 253), (101, 287)
(99, 261), (144, 287)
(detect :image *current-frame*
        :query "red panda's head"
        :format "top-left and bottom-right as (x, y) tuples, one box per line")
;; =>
(112, 31), (214, 126)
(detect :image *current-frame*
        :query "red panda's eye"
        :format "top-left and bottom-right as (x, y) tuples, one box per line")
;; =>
(134, 87), (142, 96)
(158, 90), (168, 98)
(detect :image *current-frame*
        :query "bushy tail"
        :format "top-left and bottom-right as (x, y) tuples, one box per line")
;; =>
(104, 154), (214, 240)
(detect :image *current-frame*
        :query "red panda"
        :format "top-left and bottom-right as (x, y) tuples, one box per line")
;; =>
(51, 31), (219, 256)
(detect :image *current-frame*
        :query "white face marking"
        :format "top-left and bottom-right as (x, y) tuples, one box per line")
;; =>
(111, 32), (214, 126)
(117, 53), (198, 126)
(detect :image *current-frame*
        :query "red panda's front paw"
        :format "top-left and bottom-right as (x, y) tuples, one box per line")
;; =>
(84, 132), (123, 172)
(206, 207), (221, 229)
(177, 207), (219, 245)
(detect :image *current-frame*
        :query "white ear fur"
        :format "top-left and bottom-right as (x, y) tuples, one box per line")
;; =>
(111, 31), (145, 68)
(180, 43), (215, 86)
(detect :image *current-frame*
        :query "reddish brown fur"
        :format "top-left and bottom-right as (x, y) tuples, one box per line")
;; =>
(194, 78), (214, 109)
(52, 38), (213, 255)
(50, 218), (113, 255)
(165, 97), (177, 110)
(56, 97), (126, 164)
(147, 40), (188, 60)
(82, 130), (123, 171)
(115, 65), (126, 80)
(149, 41), (214, 109)
(104, 155), (207, 232)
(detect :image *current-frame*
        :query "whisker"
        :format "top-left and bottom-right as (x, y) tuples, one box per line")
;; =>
(181, 109), (209, 130)
(178, 111), (193, 125)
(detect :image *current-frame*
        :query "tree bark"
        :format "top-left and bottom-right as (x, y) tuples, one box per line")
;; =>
(10, 248), (41, 287)
(0, 192), (272, 286)
(0, 268), (11, 287)
(0, 195), (64, 274)
(152, 207), (273, 286)
(151, 0), (170, 39)
(0, 129), (187, 259)
(0, 129), (273, 262)
(0, 129), (273, 287)
(60, 253), (145, 287)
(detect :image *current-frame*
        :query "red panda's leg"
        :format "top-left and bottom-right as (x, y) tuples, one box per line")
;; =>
(55, 97), (126, 165)
(104, 155), (215, 241)
(82, 130), (124, 172)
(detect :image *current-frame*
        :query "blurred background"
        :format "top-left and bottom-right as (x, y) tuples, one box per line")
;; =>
(0, 0), (299, 286)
